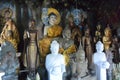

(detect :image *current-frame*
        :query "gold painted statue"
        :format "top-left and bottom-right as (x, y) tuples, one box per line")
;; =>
(94, 24), (102, 43)
(102, 24), (112, 51)
(23, 19), (39, 79)
(0, 18), (19, 51)
(23, 19), (39, 68)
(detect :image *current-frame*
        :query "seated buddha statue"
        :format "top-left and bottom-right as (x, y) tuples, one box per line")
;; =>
(55, 26), (76, 65)
(102, 24), (112, 51)
(39, 8), (62, 61)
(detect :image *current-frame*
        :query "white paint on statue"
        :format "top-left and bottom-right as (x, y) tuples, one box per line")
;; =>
(93, 41), (110, 80)
(45, 40), (66, 80)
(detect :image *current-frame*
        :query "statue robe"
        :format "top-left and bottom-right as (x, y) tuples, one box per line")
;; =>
(45, 53), (65, 80)
(93, 52), (110, 80)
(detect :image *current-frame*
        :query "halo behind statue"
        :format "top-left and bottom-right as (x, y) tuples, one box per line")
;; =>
(1, 8), (13, 18)
(48, 8), (61, 25)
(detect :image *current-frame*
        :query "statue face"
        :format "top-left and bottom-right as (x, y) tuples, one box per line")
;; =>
(105, 30), (111, 37)
(49, 14), (57, 26)
(96, 41), (104, 52)
(63, 29), (71, 39)
(29, 20), (35, 29)
(50, 40), (59, 54)
(97, 25), (101, 30)
(85, 29), (90, 36)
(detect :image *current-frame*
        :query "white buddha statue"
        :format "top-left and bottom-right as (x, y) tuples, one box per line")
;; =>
(45, 40), (66, 80)
(93, 41), (110, 80)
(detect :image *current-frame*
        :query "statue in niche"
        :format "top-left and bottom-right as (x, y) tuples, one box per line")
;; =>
(45, 40), (66, 80)
(23, 19), (40, 80)
(0, 41), (19, 80)
(93, 41), (110, 80)
(0, 18), (19, 51)
(82, 27), (93, 72)
(102, 24), (112, 51)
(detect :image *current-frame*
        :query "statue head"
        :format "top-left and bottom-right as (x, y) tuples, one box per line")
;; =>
(85, 27), (90, 37)
(29, 19), (36, 30)
(48, 8), (61, 25)
(96, 41), (104, 52)
(48, 12), (57, 26)
(96, 24), (101, 30)
(6, 30), (13, 39)
(62, 27), (71, 39)
(50, 40), (59, 55)
(104, 25), (111, 37)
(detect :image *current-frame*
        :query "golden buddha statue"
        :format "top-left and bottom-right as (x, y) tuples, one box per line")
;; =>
(94, 24), (102, 43)
(102, 24), (112, 51)
(23, 19), (39, 79)
(1, 18), (19, 44)
(0, 18), (19, 51)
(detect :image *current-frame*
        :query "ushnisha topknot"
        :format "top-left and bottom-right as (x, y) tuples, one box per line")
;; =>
(50, 40), (59, 48)
(96, 41), (103, 47)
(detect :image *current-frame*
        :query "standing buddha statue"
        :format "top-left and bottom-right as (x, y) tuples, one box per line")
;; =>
(102, 24), (112, 51)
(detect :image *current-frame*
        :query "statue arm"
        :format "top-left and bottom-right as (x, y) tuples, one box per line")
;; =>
(1, 24), (7, 38)
(93, 53), (110, 69)
(23, 30), (30, 40)
(45, 55), (53, 73)
(82, 37), (85, 49)
(102, 37), (111, 44)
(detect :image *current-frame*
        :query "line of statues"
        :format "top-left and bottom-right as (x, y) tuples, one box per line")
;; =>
(0, 7), (120, 80)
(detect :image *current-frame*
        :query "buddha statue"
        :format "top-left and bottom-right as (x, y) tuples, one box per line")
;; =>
(1, 18), (19, 43)
(82, 27), (93, 72)
(0, 18), (19, 51)
(39, 8), (62, 63)
(55, 26), (76, 65)
(93, 41), (110, 80)
(94, 24), (102, 43)
(23, 19), (39, 80)
(45, 40), (66, 80)
(70, 42), (87, 80)
(102, 24), (112, 51)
